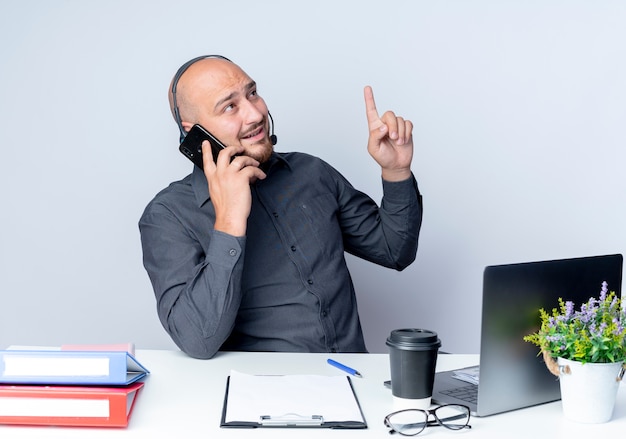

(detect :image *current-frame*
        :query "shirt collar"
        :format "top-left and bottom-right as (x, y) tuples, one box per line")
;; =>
(191, 152), (292, 207)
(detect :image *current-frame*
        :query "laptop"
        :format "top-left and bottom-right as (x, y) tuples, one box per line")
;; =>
(432, 254), (623, 417)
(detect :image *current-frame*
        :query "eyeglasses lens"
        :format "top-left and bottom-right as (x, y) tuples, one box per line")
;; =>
(387, 410), (428, 436)
(434, 404), (470, 430)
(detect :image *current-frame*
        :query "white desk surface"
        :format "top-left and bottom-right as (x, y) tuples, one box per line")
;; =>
(2, 349), (626, 437)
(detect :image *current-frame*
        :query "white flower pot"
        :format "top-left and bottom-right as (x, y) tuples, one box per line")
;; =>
(557, 357), (623, 423)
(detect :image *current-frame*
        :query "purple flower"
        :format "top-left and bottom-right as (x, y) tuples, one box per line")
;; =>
(591, 322), (608, 337)
(577, 305), (593, 324)
(600, 281), (608, 301)
(564, 301), (574, 318)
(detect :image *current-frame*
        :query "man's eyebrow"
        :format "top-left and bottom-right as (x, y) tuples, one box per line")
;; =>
(214, 81), (257, 111)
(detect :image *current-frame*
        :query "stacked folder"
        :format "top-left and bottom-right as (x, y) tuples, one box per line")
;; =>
(0, 344), (149, 427)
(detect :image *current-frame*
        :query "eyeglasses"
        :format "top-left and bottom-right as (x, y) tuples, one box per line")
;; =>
(384, 404), (471, 436)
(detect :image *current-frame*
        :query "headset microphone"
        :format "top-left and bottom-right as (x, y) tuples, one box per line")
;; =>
(268, 111), (277, 145)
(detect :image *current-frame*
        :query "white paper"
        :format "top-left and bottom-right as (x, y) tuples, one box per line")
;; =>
(224, 370), (364, 424)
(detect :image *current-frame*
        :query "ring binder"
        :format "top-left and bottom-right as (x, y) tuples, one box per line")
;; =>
(260, 414), (324, 426)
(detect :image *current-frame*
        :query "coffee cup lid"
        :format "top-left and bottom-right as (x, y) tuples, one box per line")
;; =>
(386, 328), (442, 351)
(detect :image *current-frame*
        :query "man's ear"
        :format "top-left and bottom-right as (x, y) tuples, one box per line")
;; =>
(181, 121), (194, 133)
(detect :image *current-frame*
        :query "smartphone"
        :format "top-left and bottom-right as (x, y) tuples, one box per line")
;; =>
(179, 124), (227, 169)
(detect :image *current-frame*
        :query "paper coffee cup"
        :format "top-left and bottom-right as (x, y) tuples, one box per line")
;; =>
(386, 328), (441, 409)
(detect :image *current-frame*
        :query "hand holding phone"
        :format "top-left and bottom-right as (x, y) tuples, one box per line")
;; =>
(179, 124), (227, 169)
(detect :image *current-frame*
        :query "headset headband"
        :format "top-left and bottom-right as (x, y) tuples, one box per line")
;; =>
(171, 55), (232, 143)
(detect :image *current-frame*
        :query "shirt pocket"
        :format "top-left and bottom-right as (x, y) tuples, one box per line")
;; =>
(296, 193), (344, 260)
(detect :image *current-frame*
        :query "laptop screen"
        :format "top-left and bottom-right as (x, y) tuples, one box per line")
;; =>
(477, 254), (623, 416)
(433, 254), (624, 416)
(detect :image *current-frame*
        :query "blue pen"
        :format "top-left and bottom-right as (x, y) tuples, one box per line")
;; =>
(327, 358), (363, 378)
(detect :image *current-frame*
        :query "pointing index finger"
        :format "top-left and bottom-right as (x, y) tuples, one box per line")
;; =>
(364, 85), (382, 127)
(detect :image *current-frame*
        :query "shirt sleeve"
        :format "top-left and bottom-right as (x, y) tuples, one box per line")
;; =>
(139, 206), (246, 359)
(335, 170), (423, 271)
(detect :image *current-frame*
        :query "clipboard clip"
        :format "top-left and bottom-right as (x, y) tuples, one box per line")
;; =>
(260, 413), (324, 426)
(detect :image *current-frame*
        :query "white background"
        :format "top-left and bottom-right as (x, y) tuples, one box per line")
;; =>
(0, 0), (624, 355)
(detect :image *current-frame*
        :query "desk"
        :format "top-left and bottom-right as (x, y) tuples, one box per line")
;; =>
(2, 349), (626, 437)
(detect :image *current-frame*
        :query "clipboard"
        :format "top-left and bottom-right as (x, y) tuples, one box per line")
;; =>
(220, 370), (367, 429)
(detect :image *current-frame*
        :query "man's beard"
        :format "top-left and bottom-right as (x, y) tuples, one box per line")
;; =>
(247, 140), (274, 164)
(244, 131), (273, 163)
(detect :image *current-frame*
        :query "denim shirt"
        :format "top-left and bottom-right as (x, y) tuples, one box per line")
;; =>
(139, 152), (422, 359)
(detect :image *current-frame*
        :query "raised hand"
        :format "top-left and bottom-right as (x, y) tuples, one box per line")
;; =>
(364, 86), (414, 181)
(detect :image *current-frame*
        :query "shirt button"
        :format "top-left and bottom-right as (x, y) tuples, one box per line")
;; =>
(307, 279), (313, 285)
(229, 249), (237, 257)
(291, 246), (296, 252)
(330, 348), (337, 353)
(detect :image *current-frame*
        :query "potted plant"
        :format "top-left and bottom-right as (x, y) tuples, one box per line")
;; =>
(524, 281), (626, 423)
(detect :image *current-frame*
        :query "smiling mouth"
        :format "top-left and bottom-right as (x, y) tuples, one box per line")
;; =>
(242, 124), (265, 140)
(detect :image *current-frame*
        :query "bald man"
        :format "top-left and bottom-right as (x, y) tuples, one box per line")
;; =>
(139, 56), (423, 359)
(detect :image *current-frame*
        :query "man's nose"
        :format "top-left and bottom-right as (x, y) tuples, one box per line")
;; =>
(241, 100), (264, 125)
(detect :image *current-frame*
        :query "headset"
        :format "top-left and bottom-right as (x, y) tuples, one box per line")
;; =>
(170, 54), (277, 145)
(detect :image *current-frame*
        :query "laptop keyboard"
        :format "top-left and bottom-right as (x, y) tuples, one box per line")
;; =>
(439, 384), (478, 404)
